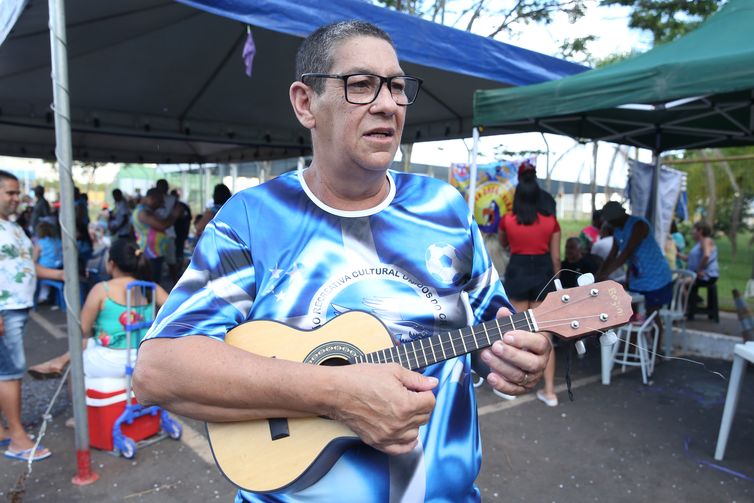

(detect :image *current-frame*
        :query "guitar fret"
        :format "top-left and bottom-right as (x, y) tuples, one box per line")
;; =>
(403, 344), (412, 369)
(494, 318), (503, 340)
(510, 315), (515, 331)
(419, 339), (428, 367)
(382, 349), (389, 364)
(395, 346), (403, 367)
(440, 333), (448, 360)
(449, 331), (457, 356)
(428, 335), (437, 364)
(459, 329), (468, 353)
(524, 311), (533, 331)
(482, 323), (491, 346)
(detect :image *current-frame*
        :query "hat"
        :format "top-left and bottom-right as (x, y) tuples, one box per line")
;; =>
(601, 201), (626, 222)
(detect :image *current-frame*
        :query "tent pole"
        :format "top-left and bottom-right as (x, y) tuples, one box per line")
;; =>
(468, 127), (479, 213)
(48, 0), (98, 485)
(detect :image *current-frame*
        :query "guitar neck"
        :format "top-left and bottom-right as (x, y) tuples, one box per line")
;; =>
(351, 310), (537, 371)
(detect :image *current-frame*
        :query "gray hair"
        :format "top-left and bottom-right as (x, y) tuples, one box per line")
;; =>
(296, 20), (395, 93)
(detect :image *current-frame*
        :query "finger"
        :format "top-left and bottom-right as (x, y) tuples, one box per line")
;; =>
(396, 367), (439, 392)
(502, 331), (551, 356)
(496, 306), (513, 318)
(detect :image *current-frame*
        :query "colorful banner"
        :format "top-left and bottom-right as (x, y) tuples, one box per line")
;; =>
(450, 159), (532, 234)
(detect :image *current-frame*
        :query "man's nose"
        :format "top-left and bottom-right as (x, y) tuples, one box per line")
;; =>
(371, 82), (399, 112)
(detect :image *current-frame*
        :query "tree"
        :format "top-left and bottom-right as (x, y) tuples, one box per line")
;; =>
(372, 0), (591, 60)
(600, 0), (723, 45)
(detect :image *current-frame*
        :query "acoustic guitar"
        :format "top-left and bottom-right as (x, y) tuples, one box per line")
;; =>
(207, 280), (632, 493)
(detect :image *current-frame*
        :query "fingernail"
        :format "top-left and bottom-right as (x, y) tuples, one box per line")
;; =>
(481, 350), (491, 362)
(504, 334), (515, 344)
(427, 376), (438, 385)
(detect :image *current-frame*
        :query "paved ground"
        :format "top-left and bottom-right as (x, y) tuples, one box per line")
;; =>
(2, 306), (752, 502)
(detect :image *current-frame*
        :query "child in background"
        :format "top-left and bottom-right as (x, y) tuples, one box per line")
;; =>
(33, 221), (64, 305)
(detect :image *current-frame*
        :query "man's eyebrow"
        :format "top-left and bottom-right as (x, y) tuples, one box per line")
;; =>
(341, 67), (406, 77)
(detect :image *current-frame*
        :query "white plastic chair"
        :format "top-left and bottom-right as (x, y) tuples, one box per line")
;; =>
(659, 269), (696, 357)
(714, 341), (754, 460)
(603, 311), (659, 385)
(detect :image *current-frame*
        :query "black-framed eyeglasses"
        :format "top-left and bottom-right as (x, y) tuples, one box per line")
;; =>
(300, 73), (422, 106)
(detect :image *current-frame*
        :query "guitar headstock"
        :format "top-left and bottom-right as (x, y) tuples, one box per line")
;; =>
(531, 280), (633, 340)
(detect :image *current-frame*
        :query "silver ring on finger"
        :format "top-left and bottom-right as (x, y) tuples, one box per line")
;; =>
(517, 373), (529, 387)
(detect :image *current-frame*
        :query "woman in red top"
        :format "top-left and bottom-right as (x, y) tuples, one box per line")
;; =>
(498, 163), (560, 406)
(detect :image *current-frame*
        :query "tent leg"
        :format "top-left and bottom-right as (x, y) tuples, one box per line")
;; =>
(48, 0), (98, 485)
(468, 127), (480, 213)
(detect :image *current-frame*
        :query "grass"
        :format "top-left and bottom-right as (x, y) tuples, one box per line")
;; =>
(556, 219), (753, 311)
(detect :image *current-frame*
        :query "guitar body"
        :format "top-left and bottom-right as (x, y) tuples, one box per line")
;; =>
(207, 311), (396, 493)
(205, 280), (633, 494)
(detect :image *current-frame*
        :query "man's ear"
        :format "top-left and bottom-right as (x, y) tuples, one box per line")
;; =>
(290, 81), (316, 130)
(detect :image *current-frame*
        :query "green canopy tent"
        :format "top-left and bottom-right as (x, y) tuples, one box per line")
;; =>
(471, 0), (754, 226)
(473, 0), (754, 153)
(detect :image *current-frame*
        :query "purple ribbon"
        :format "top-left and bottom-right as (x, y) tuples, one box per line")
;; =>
(242, 29), (256, 77)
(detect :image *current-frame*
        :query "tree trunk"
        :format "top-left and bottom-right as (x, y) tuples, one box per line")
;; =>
(604, 146), (622, 200)
(715, 150), (741, 262)
(704, 162), (716, 228)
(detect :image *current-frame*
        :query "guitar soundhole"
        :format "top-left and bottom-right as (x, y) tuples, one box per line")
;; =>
(321, 357), (350, 367)
(304, 341), (363, 365)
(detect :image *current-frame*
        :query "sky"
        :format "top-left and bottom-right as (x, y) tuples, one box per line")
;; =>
(405, 1), (656, 187)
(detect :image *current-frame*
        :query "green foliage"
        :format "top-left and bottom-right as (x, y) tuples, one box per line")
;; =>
(370, 1), (590, 58)
(673, 147), (754, 234)
(600, 0), (723, 44)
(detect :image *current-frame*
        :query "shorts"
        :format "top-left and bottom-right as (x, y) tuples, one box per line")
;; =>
(503, 254), (556, 302)
(634, 282), (673, 310)
(83, 338), (134, 378)
(0, 309), (30, 380)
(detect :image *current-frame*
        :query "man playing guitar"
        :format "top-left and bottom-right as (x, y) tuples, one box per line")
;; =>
(134, 20), (550, 502)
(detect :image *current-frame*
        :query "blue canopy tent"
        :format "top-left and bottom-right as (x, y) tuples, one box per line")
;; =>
(1, 0), (588, 483)
(0, 0), (586, 164)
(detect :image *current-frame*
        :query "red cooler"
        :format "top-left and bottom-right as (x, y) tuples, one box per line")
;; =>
(85, 377), (160, 451)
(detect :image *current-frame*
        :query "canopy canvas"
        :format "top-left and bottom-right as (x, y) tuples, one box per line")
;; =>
(473, 0), (754, 154)
(0, 0), (586, 164)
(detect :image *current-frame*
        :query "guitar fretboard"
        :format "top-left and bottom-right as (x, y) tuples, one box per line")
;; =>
(351, 310), (536, 371)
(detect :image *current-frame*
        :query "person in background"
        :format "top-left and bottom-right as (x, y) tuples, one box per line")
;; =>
(108, 188), (132, 239)
(685, 221), (720, 321)
(132, 188), (181, 285)
(29, 185), (50, 236)
(597, 201), (672, 343)
(193, 183), (232, 239)
(170, 189), (192, 278)
(579, 209), (602, 253)
(591, 223), (625, 283)
(154, 180), (179, 284)
(560, 236), (599, 289)
(498, 162), (560, 407)
(670, 219), (686, 269)
(0, 170), (52, 462)
(28, 238), (169, 380)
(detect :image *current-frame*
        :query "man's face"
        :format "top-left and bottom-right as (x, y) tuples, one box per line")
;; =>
(310, 36), (406, 173)
(0, 178), (21, 219)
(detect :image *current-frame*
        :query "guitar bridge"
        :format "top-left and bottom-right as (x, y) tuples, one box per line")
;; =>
(268, 417), (290, 440)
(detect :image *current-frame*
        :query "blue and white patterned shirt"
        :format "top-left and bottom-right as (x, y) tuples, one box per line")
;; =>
(143, 169), (509, 502)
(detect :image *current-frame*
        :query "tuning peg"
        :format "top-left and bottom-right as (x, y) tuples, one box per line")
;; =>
(575, 339), (587, 356)
(599, 330), (618, 347)
(577, 273), (595, 286)
(554, 278), (564, 291)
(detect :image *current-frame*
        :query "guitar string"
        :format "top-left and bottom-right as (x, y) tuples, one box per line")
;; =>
(581, 324), (727, 381)
(363, 316), (601, 367)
